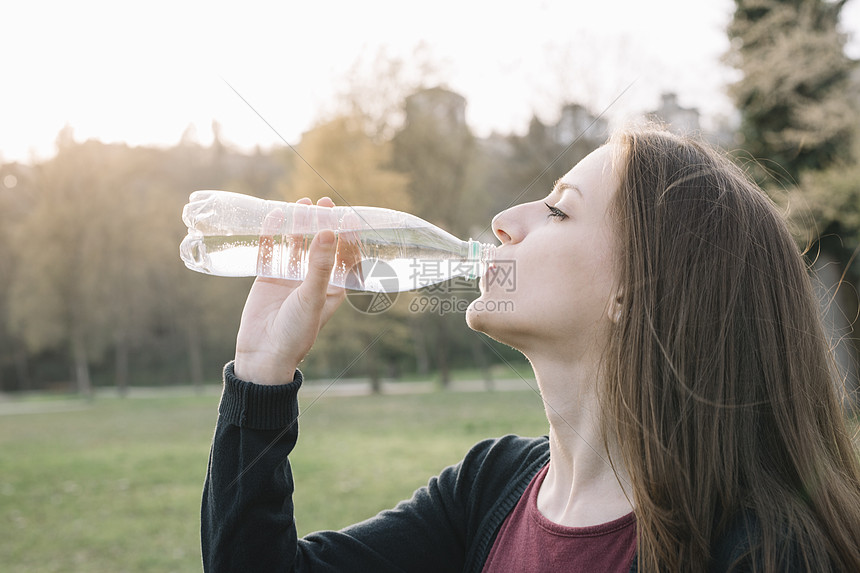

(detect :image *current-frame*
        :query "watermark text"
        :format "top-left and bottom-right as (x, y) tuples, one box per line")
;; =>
(408, 296), (514, 315)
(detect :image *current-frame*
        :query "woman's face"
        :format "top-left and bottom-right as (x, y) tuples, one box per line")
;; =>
(466, 144), (621, 355)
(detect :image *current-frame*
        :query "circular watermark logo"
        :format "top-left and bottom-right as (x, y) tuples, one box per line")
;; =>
(345, 258), (400, 315)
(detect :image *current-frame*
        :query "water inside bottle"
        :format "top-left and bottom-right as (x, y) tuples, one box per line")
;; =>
(180, 227), (492, 293)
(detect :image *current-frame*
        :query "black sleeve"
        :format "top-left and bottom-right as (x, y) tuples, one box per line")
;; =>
(201, 362), (485, 573)
(201, 363), (304, 572)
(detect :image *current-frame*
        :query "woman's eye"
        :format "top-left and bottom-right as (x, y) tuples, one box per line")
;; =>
(544, 202), (568, 221)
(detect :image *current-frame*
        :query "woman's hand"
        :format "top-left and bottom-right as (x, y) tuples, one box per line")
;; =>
(233, 197), (347, 385)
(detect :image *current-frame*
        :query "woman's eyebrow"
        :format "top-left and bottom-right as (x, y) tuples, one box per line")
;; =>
(552, 181), (583, 198)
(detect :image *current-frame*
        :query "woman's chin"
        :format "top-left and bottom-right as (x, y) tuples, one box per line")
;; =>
(465, 296), (491, 333)
(466, 295), (511, 340)
(465, 302), (482, 332)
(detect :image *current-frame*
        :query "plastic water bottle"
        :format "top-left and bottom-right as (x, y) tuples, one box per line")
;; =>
(179, 190), (496, 293)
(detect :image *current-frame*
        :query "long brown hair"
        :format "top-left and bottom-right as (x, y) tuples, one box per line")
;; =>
(602, 126), (860, 571)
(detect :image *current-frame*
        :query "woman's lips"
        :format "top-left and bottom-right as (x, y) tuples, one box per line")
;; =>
(479, 257), (502, 294)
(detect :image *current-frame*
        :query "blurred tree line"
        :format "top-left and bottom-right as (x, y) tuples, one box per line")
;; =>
(2, 5), (859, 395)
(0, 80), (605, 394)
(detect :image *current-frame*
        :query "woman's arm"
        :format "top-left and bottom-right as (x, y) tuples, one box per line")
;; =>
(201, 364), (303, 572)
(201, 364), (483, 573)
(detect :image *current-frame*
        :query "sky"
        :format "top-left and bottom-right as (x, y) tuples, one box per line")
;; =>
(2, 0), (858, 164)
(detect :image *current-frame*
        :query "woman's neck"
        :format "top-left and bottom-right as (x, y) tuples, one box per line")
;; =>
(528, 353), (633, 527)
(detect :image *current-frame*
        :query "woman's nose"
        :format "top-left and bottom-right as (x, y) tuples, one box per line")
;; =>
(492, 206), (522, 244)
(492, 212), (511, 244)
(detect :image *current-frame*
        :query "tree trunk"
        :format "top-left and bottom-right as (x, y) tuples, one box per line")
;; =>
(71, 334), (93, 399)
(411, 316), (430, 376)
(811, 249), (860, 407)
(187, 322), (204, 388)
(14, 344), (31, 392)
(472, 336), (494, 391)
(436, 319), (450, 389)
(368, 354), (382, 395)
(115, 331), (129, 397)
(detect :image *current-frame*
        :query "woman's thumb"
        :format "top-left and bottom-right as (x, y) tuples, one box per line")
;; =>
(302, 230), (337, 298)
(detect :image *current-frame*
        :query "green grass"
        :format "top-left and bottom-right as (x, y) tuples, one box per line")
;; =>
(0, 385), (548, 572)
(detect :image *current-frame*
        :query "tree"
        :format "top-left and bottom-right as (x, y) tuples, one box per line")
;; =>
(793, 120), (860, 394)
(330, 43), (448, 143)
(286, 115), (412, 210)
(5, 135), (213, 395)
(163, 134), (268, 389)
(389, 87), (481, 387)
(797, 133), (860, 255)
(0, 163), (34, 391)
(6, 136), (129, 396)
(727, 0), (860, 399)
(727, 0), (857, 184)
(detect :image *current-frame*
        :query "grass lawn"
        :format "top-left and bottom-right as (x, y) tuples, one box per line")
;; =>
(0, 384), (548, 572)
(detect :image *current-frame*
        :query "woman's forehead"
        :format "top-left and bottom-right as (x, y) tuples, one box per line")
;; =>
(557, 145), (619, 201)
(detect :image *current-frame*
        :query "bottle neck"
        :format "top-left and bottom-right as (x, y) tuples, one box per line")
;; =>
(465, 240), (497, 280)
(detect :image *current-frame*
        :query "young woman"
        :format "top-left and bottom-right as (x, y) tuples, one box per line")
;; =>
(201, 126), (860, 572)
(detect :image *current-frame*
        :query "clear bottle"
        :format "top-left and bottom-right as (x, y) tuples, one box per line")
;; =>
(179, 190), (496, 293)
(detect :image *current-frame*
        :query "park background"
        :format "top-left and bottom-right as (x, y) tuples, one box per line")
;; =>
(2, 0), (860, 571)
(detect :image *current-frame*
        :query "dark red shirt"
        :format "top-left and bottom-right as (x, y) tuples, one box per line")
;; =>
(481, 464), (636, 573)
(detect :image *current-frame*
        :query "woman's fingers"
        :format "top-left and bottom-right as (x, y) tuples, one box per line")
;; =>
(236, 196), (346, 384)
(300, 230), (338, 301)
(293, 198), (340, 315)
(337, 210), (364, 289)
(256, 197), (340, 282)
(256, 209), (284, 276)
